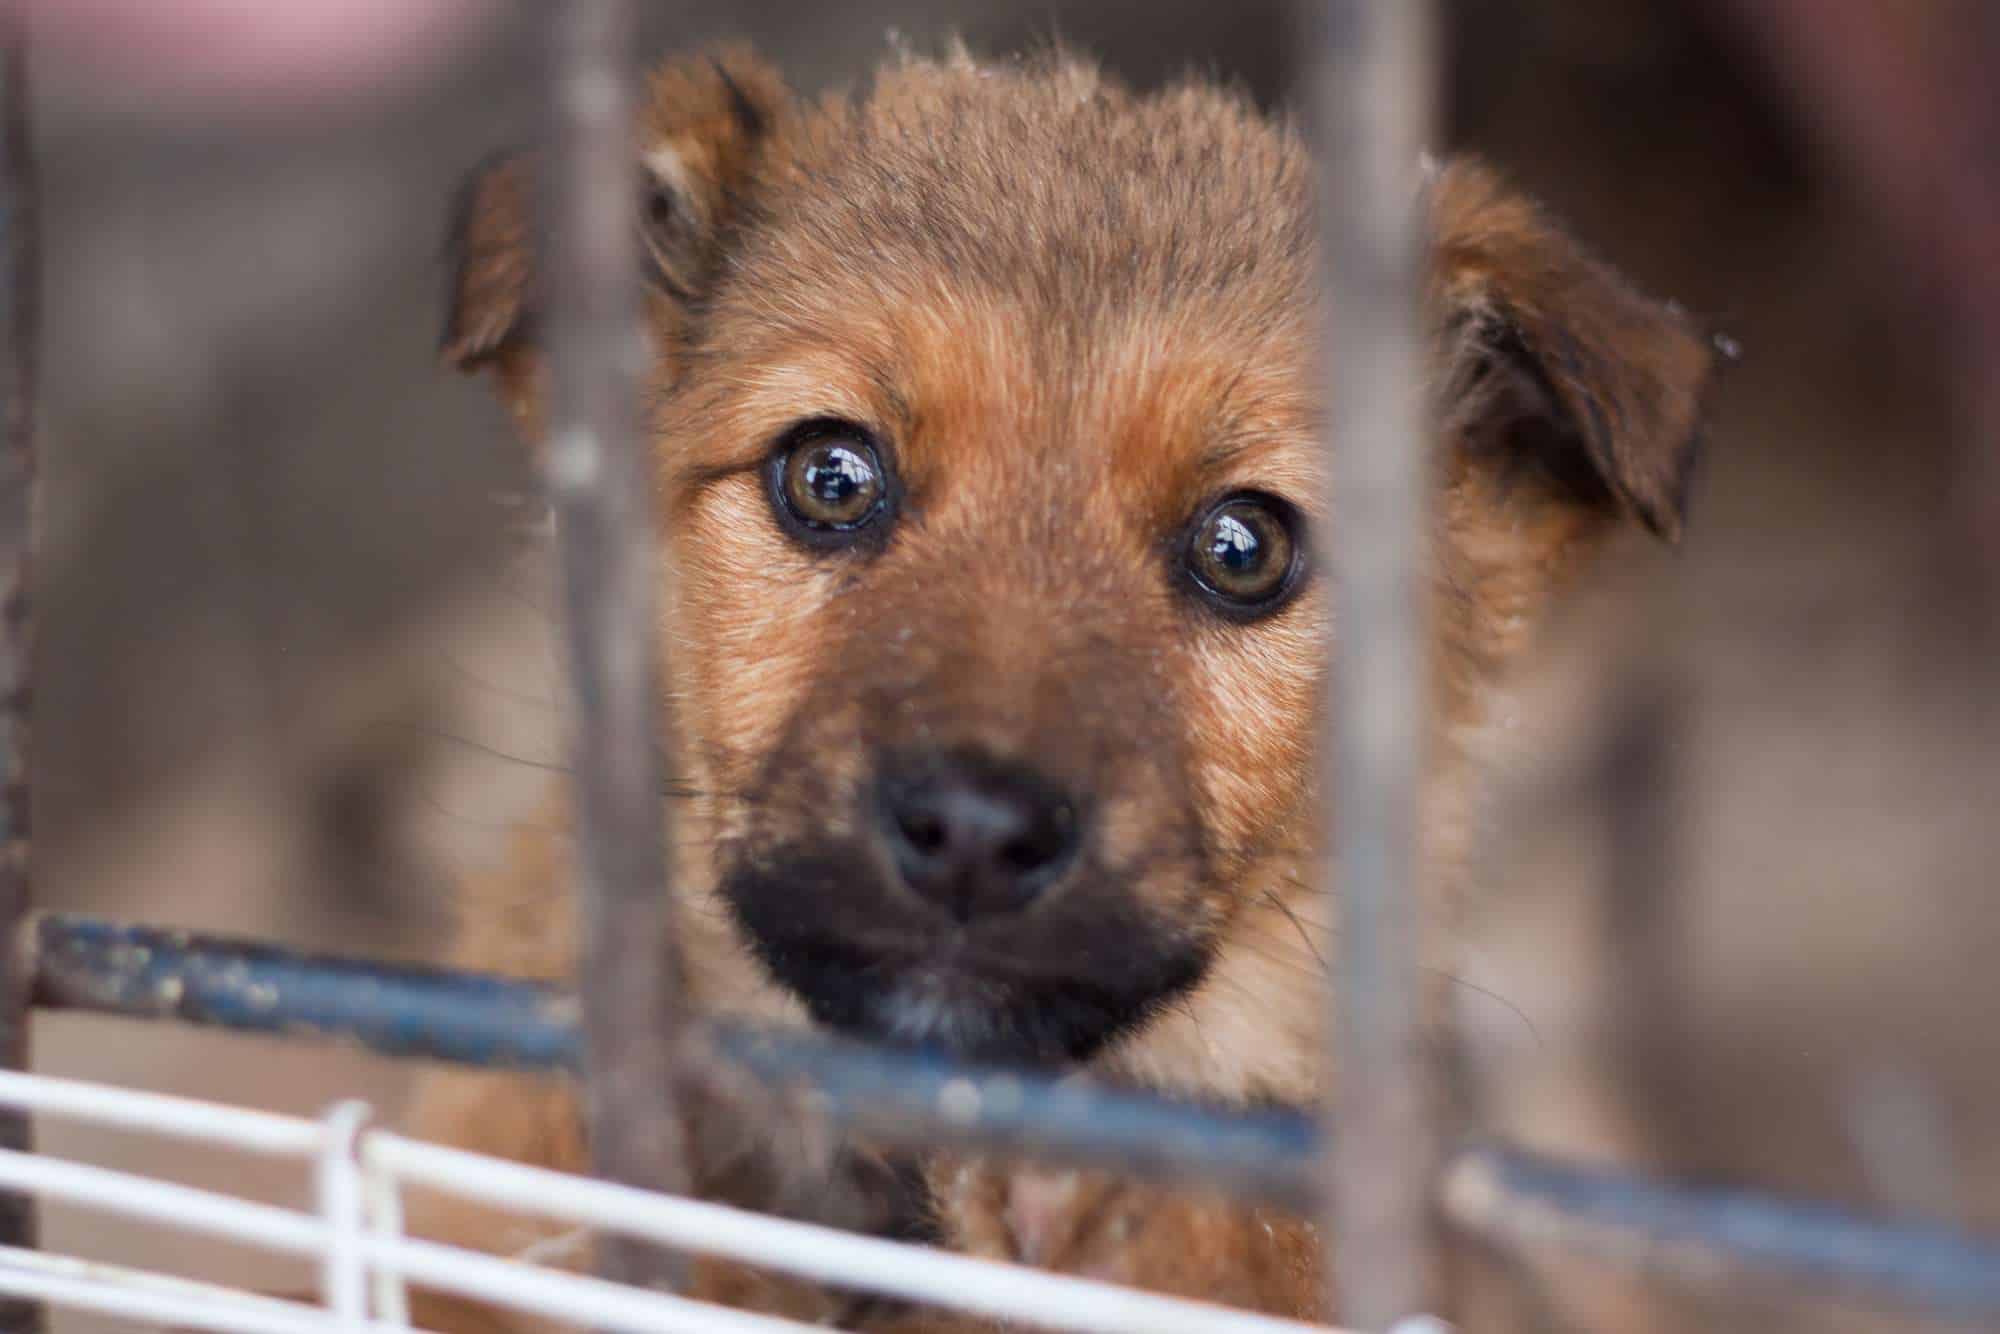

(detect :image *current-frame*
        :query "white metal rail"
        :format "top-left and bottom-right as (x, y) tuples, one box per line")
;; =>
(0, 1070), (1420, 1334)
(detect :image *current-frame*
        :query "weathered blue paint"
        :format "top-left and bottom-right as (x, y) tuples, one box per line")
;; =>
(31, 913), (1322, 1206)
(30, 913), (2000, 1319)
(714, 1023), (1322, 1210)
(1450, 1146), (2000, 1318)
(34, 915), (581, 1071)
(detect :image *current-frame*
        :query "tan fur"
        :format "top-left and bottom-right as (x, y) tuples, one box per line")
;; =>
(411, 45), (1714, 1328)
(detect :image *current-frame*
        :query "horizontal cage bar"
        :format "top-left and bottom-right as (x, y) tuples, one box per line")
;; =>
(0, 1071), (1348, 1334)
(31, 914), (1318, 1206)
(29, 912), (2000, 1320)
(1447, 1147), (2000, 1317)
(365, 1132), (1328, 1334)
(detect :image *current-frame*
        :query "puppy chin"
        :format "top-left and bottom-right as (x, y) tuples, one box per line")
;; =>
(720, 844), (1214, 1069)
(855, 963), (1203, 1067)
(864, 973), (1017, 1058)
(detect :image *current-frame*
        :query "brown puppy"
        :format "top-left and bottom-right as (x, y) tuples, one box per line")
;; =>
(412, 43), (1714, 1326)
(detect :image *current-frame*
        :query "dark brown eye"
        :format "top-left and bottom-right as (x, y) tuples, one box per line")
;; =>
(1185, 493), (1304, 614)
(769, 423), (891, 544)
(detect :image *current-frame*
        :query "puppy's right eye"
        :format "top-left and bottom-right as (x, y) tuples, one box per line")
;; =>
(768, 421), (893, 546)
(1182, 491), (1306, 617)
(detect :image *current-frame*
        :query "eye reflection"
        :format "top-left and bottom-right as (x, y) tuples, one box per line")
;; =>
(1205, 513), (1261, 574)
(770, 423), (891, 542)
(1185, 494), (1301, 611)
(788, 443), (879, 525)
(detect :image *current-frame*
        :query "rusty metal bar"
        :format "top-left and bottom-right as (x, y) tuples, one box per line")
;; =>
(29, 914), (1321, 1210)
(543, 0), (689, 1296)
(0, 23), (38, 1334)
(32, 916), (581, 1071)
(1444, 1145), (2000, 1319)
(704, 1027), (1322, 1213)
(34, 913), (2000, 1320)
(1307, 1), (1440, 1326)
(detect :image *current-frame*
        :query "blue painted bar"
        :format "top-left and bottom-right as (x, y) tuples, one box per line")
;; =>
(30, 913), (1319, 1208)
(34, 915), (581, 1071)
(716, 1023), (1320, 1211)
(1447, 1146), (2000, 1318)
(32, 913), (2000, 1319)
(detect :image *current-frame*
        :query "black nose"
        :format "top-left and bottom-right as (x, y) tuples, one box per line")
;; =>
(877, 751), (1082, 922)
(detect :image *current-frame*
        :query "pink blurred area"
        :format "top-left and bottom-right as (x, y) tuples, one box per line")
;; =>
(9, 0), (499, 108)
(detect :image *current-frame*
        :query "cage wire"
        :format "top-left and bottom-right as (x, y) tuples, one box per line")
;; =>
(0, 1068), (1364, 1334)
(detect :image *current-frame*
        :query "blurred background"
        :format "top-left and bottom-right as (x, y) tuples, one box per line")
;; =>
(16, 1), (1999, 1330)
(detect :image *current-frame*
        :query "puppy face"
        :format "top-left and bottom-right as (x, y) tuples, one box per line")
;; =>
(444, 50), (1713, 1069)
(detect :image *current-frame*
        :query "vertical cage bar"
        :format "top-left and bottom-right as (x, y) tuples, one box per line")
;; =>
(0, 21), (36, 1334)
(544, 0), (690, 1295)
(1308, 2), (1439, 1327)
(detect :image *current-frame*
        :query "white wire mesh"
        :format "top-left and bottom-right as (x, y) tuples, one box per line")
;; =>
(0, 1070), (1423, 1334)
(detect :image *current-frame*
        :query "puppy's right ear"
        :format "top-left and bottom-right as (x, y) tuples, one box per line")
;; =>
(439, 48), (788, 438)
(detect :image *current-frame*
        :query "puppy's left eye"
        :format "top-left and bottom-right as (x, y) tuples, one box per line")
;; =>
(768, 421), (893, 546)
(1184, 492), (1305, 614)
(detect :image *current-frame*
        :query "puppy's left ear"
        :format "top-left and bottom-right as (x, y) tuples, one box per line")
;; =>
(1428, 159), (1718, 547)
(439, 47), (789, 438)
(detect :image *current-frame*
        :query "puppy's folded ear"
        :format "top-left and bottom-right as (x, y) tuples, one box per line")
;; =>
(1428, 158), (1718, 546)
(439, 47), (788, 433)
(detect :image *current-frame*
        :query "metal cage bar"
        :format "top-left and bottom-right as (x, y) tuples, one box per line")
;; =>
(29, 915), (1321, 1211)
(1445, 1147), (2000, 1319)
(542, 0), (691, 1298)
(0, 23), (38, 1334)
(30, 913), (2000, 1322)
(1309, 2), (1440, 1325)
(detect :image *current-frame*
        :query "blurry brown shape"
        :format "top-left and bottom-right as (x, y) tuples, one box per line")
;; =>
(0, 18), (40, 1334)
(1709, 0), (2000, 596)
